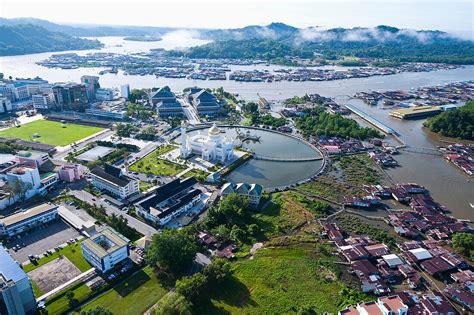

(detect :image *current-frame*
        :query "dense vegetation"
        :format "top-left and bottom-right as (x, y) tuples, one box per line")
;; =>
(170, 39), (313, 60)
(296, 108), (382, 139)
(0, 24), (102, 56)
(452, 233), (474, 261)
(423, 101), (474, 140)
(171, 24), (474, 64)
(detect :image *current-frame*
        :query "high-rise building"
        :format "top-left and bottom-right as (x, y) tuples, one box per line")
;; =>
(0, 97), (12, 113)
(0, 246), (37, 315)
(120, 84), (130, 99)
(52, 83), (89, 111)
(80, 76), (100, 101)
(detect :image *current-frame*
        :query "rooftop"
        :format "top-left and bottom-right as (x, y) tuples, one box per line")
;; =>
(0, 246), (27, 283)
(0, 203), (57, 227)
(82, 227), (129, 258)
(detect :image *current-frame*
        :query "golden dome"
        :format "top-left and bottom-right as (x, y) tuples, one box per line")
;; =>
(208, 123), (220, 136)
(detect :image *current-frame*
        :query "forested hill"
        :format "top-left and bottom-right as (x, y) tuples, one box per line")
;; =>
(172, 24), (474, 64)
(0, 24), (103, 56)
(424, 101), (474, 140)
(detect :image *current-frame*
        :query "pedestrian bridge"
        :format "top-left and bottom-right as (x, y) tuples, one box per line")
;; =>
(253, 154), (324, 162)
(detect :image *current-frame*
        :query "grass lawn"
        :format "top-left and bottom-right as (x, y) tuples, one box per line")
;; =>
(198, 245), (362, 314)
(182, 168), (209, 181)
(31, 280), (43, 297)
(45, 282), (92, 314)
(0, 120), (104, 146)
(139, 181), (156, 192)
(24, 242), (91, 273)
(79, 266), (167, 315)
(129, 146), (186, 176)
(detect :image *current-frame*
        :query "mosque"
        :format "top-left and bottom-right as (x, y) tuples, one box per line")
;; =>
(180, 123), (234, 162)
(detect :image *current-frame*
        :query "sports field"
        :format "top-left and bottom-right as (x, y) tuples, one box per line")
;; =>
(0, 120), (104, 146)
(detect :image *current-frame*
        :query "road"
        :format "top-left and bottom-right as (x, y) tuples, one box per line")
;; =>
(70, 190), (158, 237)
(180, 99), (201, 125)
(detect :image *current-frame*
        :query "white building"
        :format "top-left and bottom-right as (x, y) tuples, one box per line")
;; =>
(0, 203), (58, 237)
(136, 177), (201, 225)
(32, 93), (55, 110)
(0, 246), (37, 314)
(180, 123), (234, 163)
(0, 83), (16, 101)
(0, 97), (12, 113)
(220, 182), (263, 206)
(120, 84), (130, 99)
(1, 164), (42, 199)
(81, 227), (129, 273)
(95, 88), (114, 101)
(90, 164), (139, 199)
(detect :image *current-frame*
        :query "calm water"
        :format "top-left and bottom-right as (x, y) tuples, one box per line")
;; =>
(0, 35), (472, 219)
(180, 127), (323, 189)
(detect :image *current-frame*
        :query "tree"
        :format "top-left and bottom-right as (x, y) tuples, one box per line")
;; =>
(151, 292), (192, 315)
(80, 306), (114, 315)
(203, 258), (232, 287)
(205, 194), (250, 229)
(129, 89), (148, 103)
(147, 229), (198, 276)
(65, 291), (77, 308)
(175, 273), (208, 303)
(452, 233), (474, 260)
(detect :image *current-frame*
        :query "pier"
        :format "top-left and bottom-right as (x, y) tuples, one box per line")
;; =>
(344, 104), (397, 135)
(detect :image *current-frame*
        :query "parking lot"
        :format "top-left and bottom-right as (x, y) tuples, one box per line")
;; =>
(6, 219), (80, 263)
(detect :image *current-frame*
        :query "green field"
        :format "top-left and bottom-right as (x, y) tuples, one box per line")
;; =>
(45, 282), (92, 314)
(79, 266), (167, 314)
(0, 120), (104, 146)
(24, 242), (91, 273)
(198, 245), (363, 314)
(129, 145), (186, 176)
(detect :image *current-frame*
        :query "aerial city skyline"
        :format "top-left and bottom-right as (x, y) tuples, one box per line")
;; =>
(0, 1), (473, 314)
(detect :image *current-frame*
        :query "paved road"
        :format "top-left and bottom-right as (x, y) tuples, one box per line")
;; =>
(180, 99), (201, 125)
(70, 190), (158, 237)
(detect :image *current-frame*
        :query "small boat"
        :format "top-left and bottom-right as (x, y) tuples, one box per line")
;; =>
(470, 202), (474, 209)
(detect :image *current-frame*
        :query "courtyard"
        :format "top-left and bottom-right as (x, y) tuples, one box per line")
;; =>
(0, 119), (105, 146)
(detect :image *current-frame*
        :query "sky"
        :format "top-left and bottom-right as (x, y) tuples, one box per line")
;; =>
(1, 0), (473, 35)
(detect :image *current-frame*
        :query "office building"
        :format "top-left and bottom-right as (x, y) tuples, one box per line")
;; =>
(58, 164), (86, 182)
(0, 97), (12, 114)
(136, 177), (201, 225)
(95, 88), (114, 101)
(0, 246), (36, 315)
(120, 84), (130, 99)
(90, 164), (139, 199)
(151, 86), (184, 118)
(81, 227), (129, 273)
(86, 99), (127, 120)
(0, 83), (16, 102)
(52, 83), (89, 111)
(0, 203), (58, 237)
(80, 75), (100, 101)
(32, 93), (55, 110)
(187, 88), (222, 116)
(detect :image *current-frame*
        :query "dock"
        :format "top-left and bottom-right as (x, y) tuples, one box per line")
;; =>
(344, 104), (396, 135)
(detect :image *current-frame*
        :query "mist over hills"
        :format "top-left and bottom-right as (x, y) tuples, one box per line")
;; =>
(0, 18), (472, 63)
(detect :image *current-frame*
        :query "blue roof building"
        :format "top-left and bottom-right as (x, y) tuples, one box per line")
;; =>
(0, 246), (36, 314)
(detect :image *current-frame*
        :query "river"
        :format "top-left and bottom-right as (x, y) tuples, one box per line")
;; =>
(0, 35), (472, 220)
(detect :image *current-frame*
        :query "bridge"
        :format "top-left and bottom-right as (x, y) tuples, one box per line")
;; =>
(399, 147), (442, 156)
(253, 154), (324, 162)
